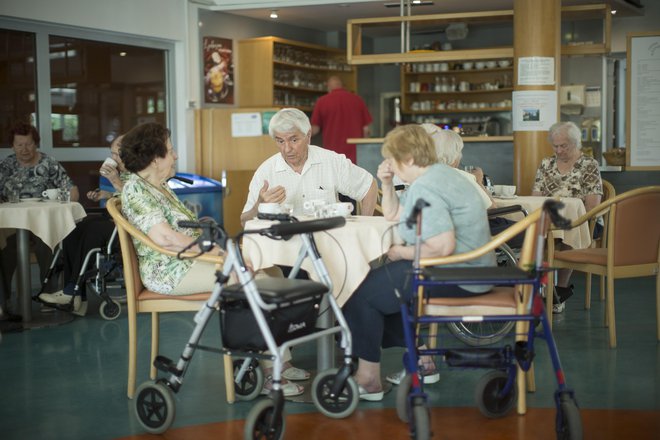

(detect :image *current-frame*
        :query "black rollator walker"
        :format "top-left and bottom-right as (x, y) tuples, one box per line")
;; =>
(397, 199), (583, 440)
(133, 215), (359, 439)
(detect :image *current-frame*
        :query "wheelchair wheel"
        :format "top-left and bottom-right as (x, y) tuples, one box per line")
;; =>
(233, 359), (264, 401)
(475, 370), (516, 418)
(411, 403), (431, 440)
(556, 392), (583, 440)
(447, 320), (515, 346)
(99, 299), (121, 320)
(134, 381), (175, 434)
(311, 368), (359, 419)
(395, 373), (413, 423)
(447, 244), (517, 346)
(244, 398), (285, 440)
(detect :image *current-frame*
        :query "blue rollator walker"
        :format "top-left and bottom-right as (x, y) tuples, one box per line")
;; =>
(132, 214), (359, 439)
(396, 199), (583, 440)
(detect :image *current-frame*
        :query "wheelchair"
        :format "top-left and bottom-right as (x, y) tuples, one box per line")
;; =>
(397, 199), (582, 440)
(37, 223), (125, 320)
(446, 204), (528, 346)
(132, 214), (359, 439)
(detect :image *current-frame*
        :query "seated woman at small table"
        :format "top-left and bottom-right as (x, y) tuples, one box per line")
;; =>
(0, 122), (80, 309)
(342, 124), (496, 401)
(38, 135), (128, 316)
(531, 121), (603, 313)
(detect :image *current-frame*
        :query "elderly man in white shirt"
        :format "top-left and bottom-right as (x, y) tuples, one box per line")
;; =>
(241, 108), (378, 226)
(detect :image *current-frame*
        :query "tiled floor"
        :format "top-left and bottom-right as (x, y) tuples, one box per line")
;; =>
(1, 275), (658, 439)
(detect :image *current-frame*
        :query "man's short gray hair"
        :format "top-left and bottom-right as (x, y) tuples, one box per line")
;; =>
(421, 123), (463, 166)
(548, 121), (582, 149)
(268, 108), (311, 138)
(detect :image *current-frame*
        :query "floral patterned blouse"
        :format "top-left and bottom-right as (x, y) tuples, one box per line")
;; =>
(532, 155), (603, 201)
(0, 153), (74, 200)
(121, 173), (199, 295)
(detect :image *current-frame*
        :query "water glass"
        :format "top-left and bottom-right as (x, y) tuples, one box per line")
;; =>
(7, 188), (20, 203)
(58, 187), (71, 203)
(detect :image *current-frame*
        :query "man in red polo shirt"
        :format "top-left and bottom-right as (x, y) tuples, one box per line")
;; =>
(311, 76), (372, 164)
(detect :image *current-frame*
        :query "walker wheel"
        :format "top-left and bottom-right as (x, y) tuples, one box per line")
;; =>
(475, 370), (517, 418)
(557, 392), (583, 440)
(395, 373), (413, 423)
(99, 299), (121, 320)
(134, 381), (175, 434)
(233, 359), (264, 401)
(311, 368), (359, 419)
(244, 398), (285, 440)
(411, 402), (431, 440)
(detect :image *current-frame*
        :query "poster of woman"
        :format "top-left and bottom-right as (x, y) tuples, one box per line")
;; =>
(203, 37), (234, 104)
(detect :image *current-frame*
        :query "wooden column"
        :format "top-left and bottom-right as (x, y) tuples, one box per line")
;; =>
(513, 0), (561, 194)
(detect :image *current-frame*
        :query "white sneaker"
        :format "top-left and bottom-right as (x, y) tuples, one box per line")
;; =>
(552, 302), (566, 314)
(73, 300), (88, 317)
(38, 291), (81, 312)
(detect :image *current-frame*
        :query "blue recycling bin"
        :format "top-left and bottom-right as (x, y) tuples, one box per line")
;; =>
(100, 172), (223, 225)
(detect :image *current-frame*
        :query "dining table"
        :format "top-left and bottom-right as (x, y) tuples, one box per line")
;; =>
(493, 195), (592, 250)
(0, 199), (86, 328)
(242, 215), (403, 371)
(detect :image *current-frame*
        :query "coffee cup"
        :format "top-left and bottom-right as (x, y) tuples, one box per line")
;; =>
(103, 157), (118, 169)
(501, 185), (516, 197)
(258, 203), (281, 214)
(331, 202), (353, 217)
(42, 188), (59, 200)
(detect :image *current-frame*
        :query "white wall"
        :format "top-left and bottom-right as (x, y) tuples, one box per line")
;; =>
(0, 0), (198, 172)
(611, 2), (660, 53)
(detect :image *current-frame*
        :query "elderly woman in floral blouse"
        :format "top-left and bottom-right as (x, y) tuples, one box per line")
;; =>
(119, 122), (307, 396)
(532, 121), (603, 313)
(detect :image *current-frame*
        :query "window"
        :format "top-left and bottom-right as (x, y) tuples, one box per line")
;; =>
(1, 21), (171, 150)
(0, 29), (37, 140)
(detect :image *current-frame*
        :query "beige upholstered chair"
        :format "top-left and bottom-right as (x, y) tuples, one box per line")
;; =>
(548, 186), (660, 348)
(106, 197), (235, 402)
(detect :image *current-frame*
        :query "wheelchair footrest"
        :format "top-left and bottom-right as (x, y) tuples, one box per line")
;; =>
(444, 347), (511, 369)
(154, 355), (182, 376)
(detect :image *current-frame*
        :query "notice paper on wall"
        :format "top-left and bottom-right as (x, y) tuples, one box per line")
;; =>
(517, 57), (555, 86)
(512, 90), (558, 132)
(231, 112), (262, 137)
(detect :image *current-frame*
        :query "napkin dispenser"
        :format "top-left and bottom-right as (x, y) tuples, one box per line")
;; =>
(560, 85), (585, 115)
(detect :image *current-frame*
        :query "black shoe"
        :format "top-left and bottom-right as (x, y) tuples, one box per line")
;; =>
(555, 285), (574, 303)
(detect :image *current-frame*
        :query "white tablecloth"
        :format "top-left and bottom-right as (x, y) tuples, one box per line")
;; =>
(242, 216), (403, 307)
(0, 200), (87, 249)
(494, 196), (591, 249)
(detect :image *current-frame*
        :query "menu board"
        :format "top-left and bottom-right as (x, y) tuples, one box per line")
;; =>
(626, 32), (660, 169)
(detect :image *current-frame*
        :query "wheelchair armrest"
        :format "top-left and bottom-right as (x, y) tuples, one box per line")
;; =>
(487, 204), (528, 218)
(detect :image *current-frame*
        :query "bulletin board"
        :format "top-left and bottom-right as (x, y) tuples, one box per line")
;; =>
(626, 31), (660, 170)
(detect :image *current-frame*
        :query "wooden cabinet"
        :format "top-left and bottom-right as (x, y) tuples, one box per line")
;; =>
(401, 60), (513, 137)
(238, 36), (356, 112)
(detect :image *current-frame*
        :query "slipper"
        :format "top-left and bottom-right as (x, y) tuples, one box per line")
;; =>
(261, 376), (305, 397)
(386, 368), (440, 386)
(358, 385), (384, 402)
(282, 365), (311, 381)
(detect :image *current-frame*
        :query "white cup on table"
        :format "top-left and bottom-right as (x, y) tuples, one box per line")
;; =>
(42, 188), (59, 200)
(103, 157), (118, 169)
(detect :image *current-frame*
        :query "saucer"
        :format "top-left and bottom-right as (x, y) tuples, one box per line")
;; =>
(20, 197), (43, 202)
(495, 195), (517, 199)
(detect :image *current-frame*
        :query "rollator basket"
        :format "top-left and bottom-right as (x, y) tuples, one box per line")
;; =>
(220, 277), (328, 351)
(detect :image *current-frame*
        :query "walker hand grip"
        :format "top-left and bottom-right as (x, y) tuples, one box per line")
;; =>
(543, 200), (571, 230)
(264, 216), (346, 238)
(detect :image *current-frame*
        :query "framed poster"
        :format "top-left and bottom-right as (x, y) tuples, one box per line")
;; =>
(203, 37), (234, 104)
(626, 31), (660, 169)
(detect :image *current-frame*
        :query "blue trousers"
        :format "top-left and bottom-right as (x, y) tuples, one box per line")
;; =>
(342, 260), (481, 362)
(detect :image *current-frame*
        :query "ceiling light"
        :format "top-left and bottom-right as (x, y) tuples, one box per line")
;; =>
(611, 9), (617, 15)
(270, 10), (278, 19)
(384, 1), (434, 7)
(119, 51), (127, 57)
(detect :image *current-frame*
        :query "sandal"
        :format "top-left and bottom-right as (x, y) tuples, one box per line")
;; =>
(386, 356), (440, 386)
(358, 384), (384, 402)
(260, 376), (305, 397)
(281, 365), (311, 381)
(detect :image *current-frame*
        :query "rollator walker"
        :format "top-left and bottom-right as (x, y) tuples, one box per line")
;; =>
(133, 215), (359, 439)
(397, 199), (583, 440)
